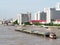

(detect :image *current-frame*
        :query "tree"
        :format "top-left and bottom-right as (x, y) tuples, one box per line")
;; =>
(13, 20), (19, 25)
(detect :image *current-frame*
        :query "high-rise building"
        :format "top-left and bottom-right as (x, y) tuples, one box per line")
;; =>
(34, 11), (40, 20)
(44, 8), (51, 23)
(17, 12), (31, 25)
(17, 13), (22, 25)
(40, 11), (46, 21)
(44, 7), (60, 23)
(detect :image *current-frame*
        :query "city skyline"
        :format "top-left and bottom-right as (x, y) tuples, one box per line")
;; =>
(0, 0), (60, 19)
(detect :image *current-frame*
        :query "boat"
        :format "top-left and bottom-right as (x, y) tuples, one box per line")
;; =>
(49, 32), (56, 39)
(45, 32), (56, 39)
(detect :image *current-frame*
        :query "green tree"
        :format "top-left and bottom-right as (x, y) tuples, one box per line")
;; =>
(13, 20), (19, 25)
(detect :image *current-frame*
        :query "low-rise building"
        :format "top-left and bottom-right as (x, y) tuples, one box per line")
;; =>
(30, 20), (46, 24)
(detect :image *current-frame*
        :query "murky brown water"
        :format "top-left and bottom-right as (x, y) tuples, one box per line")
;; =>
(0, 25), (60, 45)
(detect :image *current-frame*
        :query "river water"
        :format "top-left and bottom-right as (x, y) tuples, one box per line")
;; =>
(0, 25), (60, 45)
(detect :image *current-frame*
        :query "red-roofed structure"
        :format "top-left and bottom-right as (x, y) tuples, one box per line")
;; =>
(30, 20), (46, 24)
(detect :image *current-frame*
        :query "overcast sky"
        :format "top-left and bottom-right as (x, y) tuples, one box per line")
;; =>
(0, 0), (60, 19)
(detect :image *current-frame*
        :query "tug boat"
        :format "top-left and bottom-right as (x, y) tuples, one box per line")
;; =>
(49, 32), (56, 39)
(45, 32), (56, 39)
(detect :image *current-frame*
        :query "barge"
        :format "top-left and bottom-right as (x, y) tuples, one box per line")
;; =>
(15, 29), (56, 39)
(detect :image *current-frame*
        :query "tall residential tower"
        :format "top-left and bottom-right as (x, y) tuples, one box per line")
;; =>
(17, 12), (31, 25)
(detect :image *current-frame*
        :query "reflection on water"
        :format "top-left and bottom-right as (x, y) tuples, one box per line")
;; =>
(0, 25), (60, 45)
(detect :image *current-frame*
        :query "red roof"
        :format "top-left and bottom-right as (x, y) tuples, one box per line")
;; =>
(30, 20), (46, 22)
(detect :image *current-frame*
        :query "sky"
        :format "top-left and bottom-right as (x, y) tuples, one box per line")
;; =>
(0, 0), (60, 19)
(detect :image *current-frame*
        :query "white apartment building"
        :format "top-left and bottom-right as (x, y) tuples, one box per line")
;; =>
(44, 8), (51, 23)
(17, 12), (31, 25)
(34, 11), (40, 20)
